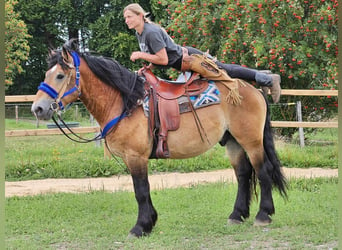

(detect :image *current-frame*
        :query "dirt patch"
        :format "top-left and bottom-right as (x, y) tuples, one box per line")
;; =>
(5, 167), (337, 197)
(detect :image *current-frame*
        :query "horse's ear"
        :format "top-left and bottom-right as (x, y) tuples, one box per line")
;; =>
(48, 48), (56, 58)
(68, 38), (79, 51)
(61, 46), (74, 67)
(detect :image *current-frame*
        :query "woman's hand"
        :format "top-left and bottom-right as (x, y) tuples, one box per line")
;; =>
(137, 64), (154, 76)
(130, 51), (142, 62)
(130, 48), (168, 66)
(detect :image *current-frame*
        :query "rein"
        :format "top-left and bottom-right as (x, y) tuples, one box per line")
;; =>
(52, 114), (102, 143)
(52, 112), (126, 168)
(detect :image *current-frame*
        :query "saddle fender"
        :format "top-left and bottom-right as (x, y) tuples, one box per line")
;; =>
(142, 68), (210, 158)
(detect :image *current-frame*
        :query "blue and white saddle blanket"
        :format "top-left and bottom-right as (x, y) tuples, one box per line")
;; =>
(142, 81), (220, 115)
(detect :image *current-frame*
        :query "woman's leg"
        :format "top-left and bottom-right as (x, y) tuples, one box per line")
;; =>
(185, 46), (281, 103)
(216, 62), (257, 81)
(216, 62), (281, 103)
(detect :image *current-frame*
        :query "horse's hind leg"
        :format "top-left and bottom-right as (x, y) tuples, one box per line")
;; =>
(223, 132), (253, 224)
(245, 144), (276, 226)
(224, 131), (275, 226)
(253, 153), (275, 226)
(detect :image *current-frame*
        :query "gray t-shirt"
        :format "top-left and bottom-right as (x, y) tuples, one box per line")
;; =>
(136, 23), (183, 70)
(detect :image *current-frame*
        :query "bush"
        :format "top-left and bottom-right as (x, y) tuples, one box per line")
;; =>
(153, 0), (338, 130)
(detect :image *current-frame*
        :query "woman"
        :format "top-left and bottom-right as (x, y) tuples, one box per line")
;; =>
(123, 3), (281, 103)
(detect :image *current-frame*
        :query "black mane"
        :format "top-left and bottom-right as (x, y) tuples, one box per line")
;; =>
(48, 41), (145, 114)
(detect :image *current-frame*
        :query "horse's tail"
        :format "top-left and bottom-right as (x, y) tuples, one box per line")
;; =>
(262, 97), (288, 198)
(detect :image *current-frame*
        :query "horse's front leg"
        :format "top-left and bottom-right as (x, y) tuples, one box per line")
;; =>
(126, 156), (158, 237)
(129, 174), (158, 237)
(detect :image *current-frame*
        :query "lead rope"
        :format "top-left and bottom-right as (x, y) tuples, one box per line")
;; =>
(52, 113), (126, 168)
(52, 114), (101, 143)
(103, 138), (126, 168)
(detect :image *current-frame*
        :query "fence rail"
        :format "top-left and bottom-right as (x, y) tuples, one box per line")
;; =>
(269, 89), (338, 96)
(5, 89), (338, 137)
(4, 89), (338, 103)
(271, 121), (337, 128)
(5, 127), (100, 137)
(5, 95), (36, 102)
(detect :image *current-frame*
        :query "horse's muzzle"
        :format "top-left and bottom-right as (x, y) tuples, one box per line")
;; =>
(31, 99), (55, 120)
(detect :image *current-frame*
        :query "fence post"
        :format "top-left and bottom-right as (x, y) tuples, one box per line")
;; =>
(75, 105), (78, 120)
(92, 116), (101, 148)
(90, 114), (111, 159)
(104, 145), (112, 159)
(15, 105), (18, 124)
(296, 101), (305, 147)
(90, 114), (94, 126)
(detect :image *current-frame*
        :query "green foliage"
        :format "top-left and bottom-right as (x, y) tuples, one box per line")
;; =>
(5, 0), (30, 86)
(5, 119), (37, 130)
(165, 0), (338, 89)
(277, 128), (338, 168)
(6, 0), (337, 127)
(7, 0), (112, 95)
(7, 0), (63, 95)
(277, 143), (337, 168)
(163, 0), (337, 120)
(88, 0), (153, 71)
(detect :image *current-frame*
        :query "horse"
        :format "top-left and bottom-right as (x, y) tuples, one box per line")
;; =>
(31, 40), (287, 237)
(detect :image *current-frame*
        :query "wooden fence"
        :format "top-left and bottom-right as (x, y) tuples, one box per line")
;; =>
(5, 89), (338, 137)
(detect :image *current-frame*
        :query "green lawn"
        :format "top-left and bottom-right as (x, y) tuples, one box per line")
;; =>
(5, 127), (338, 181)
(6, 178), (338, 249)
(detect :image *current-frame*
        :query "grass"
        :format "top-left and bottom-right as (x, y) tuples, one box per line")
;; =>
(276, 128), (338, 168)
(5, 123), (338, 181)
(5, 119), (39, 130)
(5, 135), (231, 181)
(5, 177), (338, 249)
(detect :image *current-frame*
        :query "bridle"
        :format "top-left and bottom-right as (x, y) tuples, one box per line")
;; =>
(38, 51), (81, 112)
(37, 51), (101, 143)
(37, 51), (127, 143)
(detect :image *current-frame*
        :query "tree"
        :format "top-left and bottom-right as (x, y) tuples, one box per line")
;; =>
(162, 0), (338, 125)
(5, 0), (30, 87)
(164, 0), (337, 90)
(89, 0), (152, 70)
(55, 0), (111, 48)
(6, 0), (62, 94)
(7, 0), (111, 95)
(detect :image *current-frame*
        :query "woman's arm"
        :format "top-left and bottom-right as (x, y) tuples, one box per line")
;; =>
(130, 47), (168, 66)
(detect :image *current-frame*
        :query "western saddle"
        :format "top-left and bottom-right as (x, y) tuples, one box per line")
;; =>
(142, 67), (209, 159)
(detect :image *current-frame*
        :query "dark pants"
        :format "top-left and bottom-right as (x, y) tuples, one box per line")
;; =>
(186, 46), (257, 82)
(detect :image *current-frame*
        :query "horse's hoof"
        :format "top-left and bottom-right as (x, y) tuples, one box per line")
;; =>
(253, 219), (271, 227)
(227, 218), (243, 225)
(127, 232), (139, 239)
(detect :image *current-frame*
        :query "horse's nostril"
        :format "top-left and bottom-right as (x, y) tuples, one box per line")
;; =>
(32, 105), (43, 117)
(36, 106), (42, 114)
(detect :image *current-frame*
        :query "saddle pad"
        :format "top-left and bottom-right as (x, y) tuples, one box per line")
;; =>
(142, 81), (220, 116)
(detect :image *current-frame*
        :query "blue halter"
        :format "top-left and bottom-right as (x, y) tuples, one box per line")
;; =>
(38, 51), (126, 138)
(38, 51), (81, 110)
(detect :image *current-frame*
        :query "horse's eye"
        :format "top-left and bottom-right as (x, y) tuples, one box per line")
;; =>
(56, 74), (65, 80)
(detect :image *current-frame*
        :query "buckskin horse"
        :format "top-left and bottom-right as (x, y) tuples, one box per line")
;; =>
(31, 40), (287, 237)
